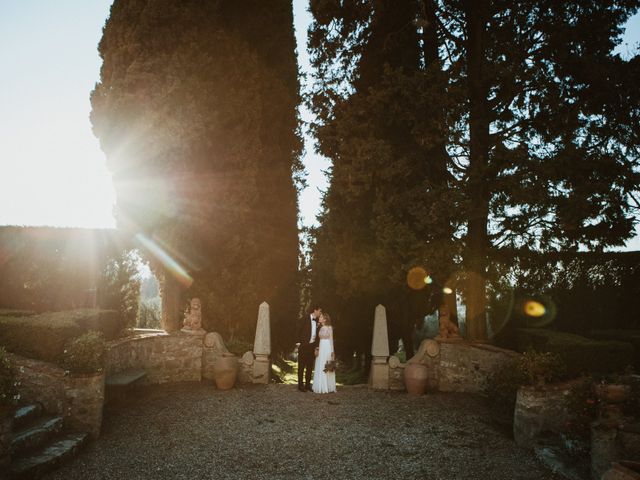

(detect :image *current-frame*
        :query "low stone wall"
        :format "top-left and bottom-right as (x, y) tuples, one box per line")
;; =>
(437, 341), (519, 393)
(106, 332), (203, 384)
(8, 353), (105, 438)
(9, 353), (67, 415)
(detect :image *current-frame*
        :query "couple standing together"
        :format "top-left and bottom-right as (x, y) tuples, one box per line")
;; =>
(297, 306), (336, 394)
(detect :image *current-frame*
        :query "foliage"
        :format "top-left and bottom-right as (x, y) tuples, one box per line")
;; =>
(517, 328), (634, 376)
(308, 0), (640, 348)
(0, 347), (18, 408)
(92, 0), (301, 350)
(61, 331), (106, 375)
(225, 338), (254, 358)
(519, 350), (567, 386)
(485, 350), (567, 425)
(97, 250), (141, 333)
(0, 310), (118, 364)
(137, 297), (161, 330)
(564, 378), (598, 456)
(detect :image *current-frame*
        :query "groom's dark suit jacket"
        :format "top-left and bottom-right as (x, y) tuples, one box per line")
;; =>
(298, 315), (319, 355)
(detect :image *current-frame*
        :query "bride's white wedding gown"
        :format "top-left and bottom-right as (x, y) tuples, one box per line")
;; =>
(312, 325), (336, 393)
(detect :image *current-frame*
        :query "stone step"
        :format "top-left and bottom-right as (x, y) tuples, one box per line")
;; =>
(10, 433), (89, 480)
(11, 416), (64, 456)
(12, 404), (44, 430)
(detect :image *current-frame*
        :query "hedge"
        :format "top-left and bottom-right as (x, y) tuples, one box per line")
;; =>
(0, 309), (120, 364)
(516, 328), (635, 376)
(590, 329), (640, 368)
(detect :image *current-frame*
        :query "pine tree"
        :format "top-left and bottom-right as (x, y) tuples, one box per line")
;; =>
(308, 0), (640, 344)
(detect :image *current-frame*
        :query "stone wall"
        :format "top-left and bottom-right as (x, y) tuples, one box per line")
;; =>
(8, 353), (105, 438)
(437, 341), (519, 393)
(105, 332), (203, 384)
(9, 353), (67, 415)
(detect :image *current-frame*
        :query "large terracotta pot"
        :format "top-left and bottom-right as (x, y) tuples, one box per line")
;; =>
(214, 354), (238, 390)
(404, 362), (429, 395)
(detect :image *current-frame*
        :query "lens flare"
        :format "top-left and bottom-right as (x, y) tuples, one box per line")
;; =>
(425, 276), (433, 285)
(443, 287), (453, 295)
(524, 300), (546, 317)
(407, 267), (428, 290)
(134, 233), (193, 288)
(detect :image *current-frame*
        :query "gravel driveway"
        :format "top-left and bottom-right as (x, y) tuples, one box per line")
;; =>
(45, 382), (558, 480)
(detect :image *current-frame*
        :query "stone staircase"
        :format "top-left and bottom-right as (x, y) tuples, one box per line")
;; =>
(8, 403), (89, 479)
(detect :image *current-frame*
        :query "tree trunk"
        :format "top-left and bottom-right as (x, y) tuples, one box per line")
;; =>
(464, 0), (490, 342)
(160, 271), (182, 332)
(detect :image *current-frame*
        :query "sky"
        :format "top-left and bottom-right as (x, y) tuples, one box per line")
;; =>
(0, 1), (638, 249)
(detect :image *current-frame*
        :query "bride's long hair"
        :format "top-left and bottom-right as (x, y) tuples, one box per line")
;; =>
(321, 312), (332, 326)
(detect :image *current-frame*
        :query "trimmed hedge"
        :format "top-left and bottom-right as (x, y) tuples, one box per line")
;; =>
(0, 309), (120, 364)
(590, 329), (640, 368)
(516, 328), (635, 376)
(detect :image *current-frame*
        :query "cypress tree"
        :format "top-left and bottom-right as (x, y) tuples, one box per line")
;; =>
(91, 0), (301, 348)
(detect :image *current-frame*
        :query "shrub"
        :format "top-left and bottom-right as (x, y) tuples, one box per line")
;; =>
(485, 350), (567, 426)
(0, 309), (120, 364)
(61, 331), (106, 375)
(0, 346), (18, 408)
(0, 314), (81, 363)
(225, 338), (253, 357)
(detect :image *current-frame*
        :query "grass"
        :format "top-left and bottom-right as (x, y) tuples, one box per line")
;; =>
(271, 355), (367, 386)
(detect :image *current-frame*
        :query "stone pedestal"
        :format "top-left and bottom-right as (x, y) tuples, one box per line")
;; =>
(370, 305), (389, 390)
(370, 357), (389, 390)
(513, 381), (576, 448)
(250, 302), (271, 384)
(252, 354), (270, 384)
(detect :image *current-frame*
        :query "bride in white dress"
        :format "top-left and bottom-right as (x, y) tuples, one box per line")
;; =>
(312, 313), (336, 394)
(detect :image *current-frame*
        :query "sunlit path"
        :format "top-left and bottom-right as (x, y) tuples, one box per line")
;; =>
(45, 382), (556, 480)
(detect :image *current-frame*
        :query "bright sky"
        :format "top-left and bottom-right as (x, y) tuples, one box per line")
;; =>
(0, 2), (638, 249)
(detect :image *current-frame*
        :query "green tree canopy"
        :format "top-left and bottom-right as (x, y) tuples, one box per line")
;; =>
(308, 0), (640, 348)
(92, 0), (301, 349)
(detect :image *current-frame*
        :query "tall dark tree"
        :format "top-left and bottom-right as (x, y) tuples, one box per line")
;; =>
(308, 0), (640, 345)
(91, 0), (301, 349)
(309, 0), (457, 359)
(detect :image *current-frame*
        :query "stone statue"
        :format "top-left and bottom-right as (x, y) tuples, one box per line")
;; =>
(181, 298), (205, 335)
(436, 304), (460, 340)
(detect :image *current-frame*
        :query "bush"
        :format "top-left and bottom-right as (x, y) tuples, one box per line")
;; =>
(61, 331), (106, 375)
(0, 309), (120, 364)
(0, 346), (18, 408)
(485, 350), (567, 426)
(517, 328), (634, 376)
(225, 338), (253, 357)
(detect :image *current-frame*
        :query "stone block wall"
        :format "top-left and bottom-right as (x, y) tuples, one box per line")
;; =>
(437, 341), (519, 393)
(105, 332), (203, 384)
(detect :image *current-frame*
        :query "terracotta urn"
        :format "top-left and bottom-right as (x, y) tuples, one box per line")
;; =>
(404, 362), (429, 395)
(214, 354), (238, 390)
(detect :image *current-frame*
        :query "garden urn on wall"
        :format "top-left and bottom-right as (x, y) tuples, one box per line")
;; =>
(214, 353), (238, 390)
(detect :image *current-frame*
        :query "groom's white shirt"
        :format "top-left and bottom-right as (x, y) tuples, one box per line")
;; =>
(309, 315), (317, 343)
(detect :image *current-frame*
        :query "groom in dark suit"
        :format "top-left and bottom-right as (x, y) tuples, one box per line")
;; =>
(297, 305), (321, 392)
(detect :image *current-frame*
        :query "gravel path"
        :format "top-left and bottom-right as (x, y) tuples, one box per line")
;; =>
(45, 382), (558, 480)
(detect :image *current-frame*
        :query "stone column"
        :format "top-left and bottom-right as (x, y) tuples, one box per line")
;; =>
(252, 302), (271, 384)
(370, 304), (390, 390)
